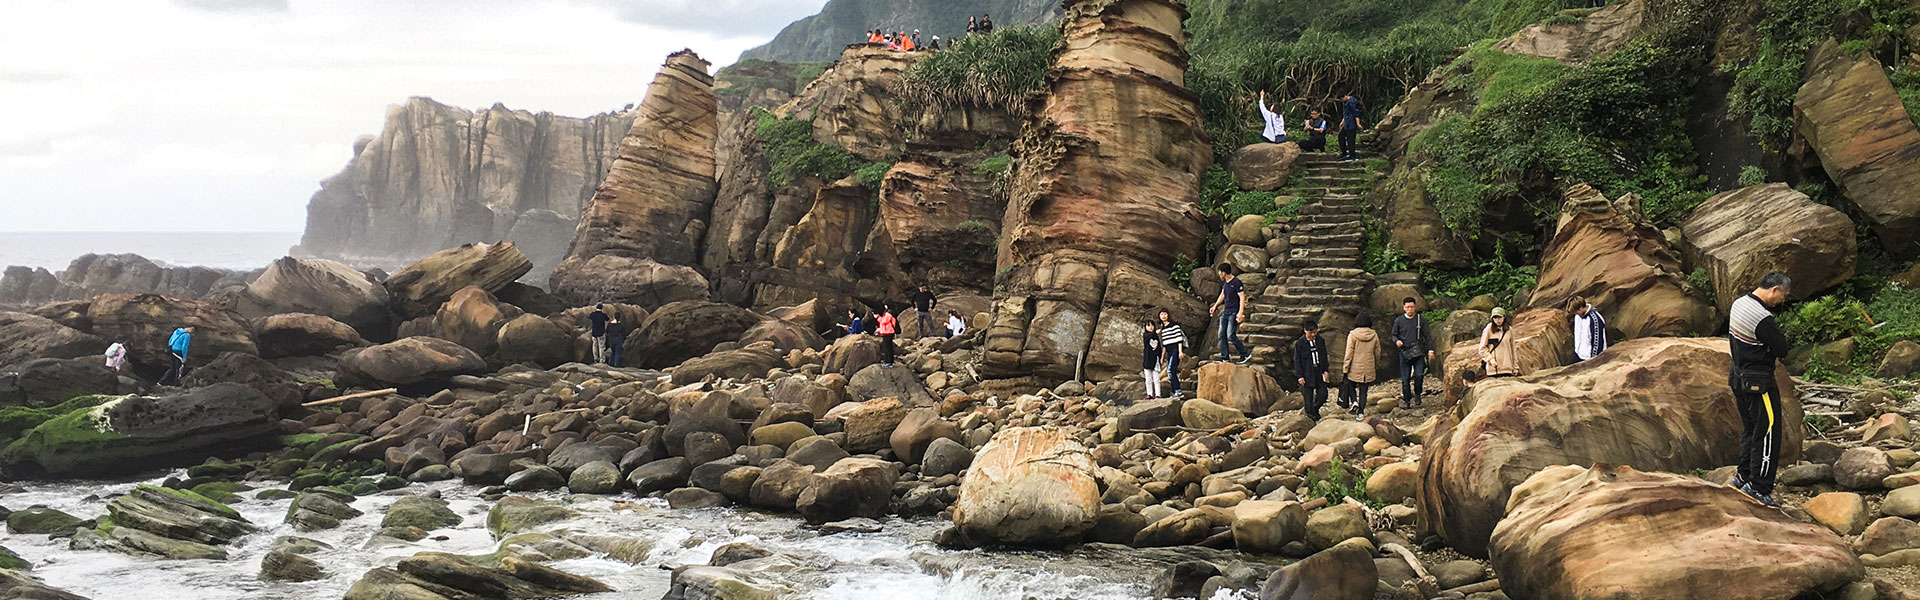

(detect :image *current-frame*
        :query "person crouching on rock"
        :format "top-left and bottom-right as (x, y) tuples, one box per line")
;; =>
(1301, 109), (1329, 153)
(877, 305), (899, 368)
(604, 317), (627, 368)
(844, 309), (866, 337)
(1295, 322), (1330, 420)
(1342, 312), (1380, 413)
(1141, 320), (1162, 400)
(104, 341), (127, 373)
(1156, 309), (1187, 399)
(162, 326), (192, 386)
(1258, 91), (1287, 144)
(1729, 272), (1793, 508)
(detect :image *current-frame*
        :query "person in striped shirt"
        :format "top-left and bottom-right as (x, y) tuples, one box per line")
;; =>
(1727, 272), (1792, 508)
(1157, 308), (1187, 399)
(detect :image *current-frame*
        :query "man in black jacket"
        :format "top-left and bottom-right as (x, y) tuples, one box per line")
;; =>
(1728, 272), (1792, 507)
(1391, 298), (1433, 407)
(911, 285), (938, 338)
(1294, 322), (1330, 420)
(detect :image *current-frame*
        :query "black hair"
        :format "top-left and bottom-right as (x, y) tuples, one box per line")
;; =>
(1217, 263), (1236, 275)
(1303, 321), (1319, 331)
(1354, 312), (1373, 328)
(1402, 297), (1418, 305)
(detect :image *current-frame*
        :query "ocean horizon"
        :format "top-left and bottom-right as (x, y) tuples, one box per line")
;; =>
(0, 231), (304, 273)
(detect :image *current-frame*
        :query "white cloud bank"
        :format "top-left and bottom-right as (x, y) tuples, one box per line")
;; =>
(0, 0), (826, 232)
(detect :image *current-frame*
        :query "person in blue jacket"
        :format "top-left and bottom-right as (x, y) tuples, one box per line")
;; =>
(163, 325), (193, 386)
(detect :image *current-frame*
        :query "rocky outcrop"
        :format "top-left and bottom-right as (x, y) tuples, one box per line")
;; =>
(253, 313), (366, 358)
(296, 97), (636, 278)
(1528, 184), (1709, 338)
(1230, 143), (1301, 191)
(399, 287), (522, 357)
(628, 301), (765, 369)
(983, 0), (1213, 383)
(738, 0), (1061, 63)
(1384, 171), (1472, 267)
(0, 358), (129, 411)
(551, 51), (719, 307)
(384, 242), (533, 319)
(338, 337), (488, 388)
(1419, 338), (1804, 557)
(1491, 0), (1647, 63)
(0, 311), (105, 368)
(0, 254), (245, 308)
(544, 254), (708, 311)
(950, 426), (1100, 547)
(231, 257), (392, 338)
(1682, 184), (1855, 315)
(1, 383), (278, 476)
(1796, 38), (1920, 256)
(1491, 464), (1863, 599)
(74, 294), (257, 371)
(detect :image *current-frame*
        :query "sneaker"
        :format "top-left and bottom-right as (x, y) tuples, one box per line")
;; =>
(1236, 355), (1252, 365)
(1728, 474), (1746, 489)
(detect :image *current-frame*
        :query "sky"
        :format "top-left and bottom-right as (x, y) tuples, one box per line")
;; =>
(0, 0), (829, 233)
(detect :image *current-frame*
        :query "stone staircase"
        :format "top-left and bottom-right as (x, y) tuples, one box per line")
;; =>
(1237, 153), (1381, 377)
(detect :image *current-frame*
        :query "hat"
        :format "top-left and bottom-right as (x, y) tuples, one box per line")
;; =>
(1490, 307), (1507, 318)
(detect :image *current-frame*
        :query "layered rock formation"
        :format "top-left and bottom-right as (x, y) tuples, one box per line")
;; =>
(1491, 464), (1863, 600)
(230, 257), (392, 338)
(1682, 184), (1855, 315)
(982, 0), (1212, 382)
(1528, 184), (1710, 338)
(550, 51), (719, 309)
(0, 254), (245, 308)
(297, 97), (637, 279)
(1796, 38), (1920, 256)
(1419, 338), (1804, 557)
(1489, 0), (1647, 63)
(384, 242), (532, 319)
(0, 383), (278, 476)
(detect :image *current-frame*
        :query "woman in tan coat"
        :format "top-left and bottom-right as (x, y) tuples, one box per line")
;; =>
(1480, 307), (1520, 378)
(1342, 312), (1381, 412)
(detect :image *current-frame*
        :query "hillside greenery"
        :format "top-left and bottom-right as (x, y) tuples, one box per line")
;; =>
(900, 24), (1062, 116)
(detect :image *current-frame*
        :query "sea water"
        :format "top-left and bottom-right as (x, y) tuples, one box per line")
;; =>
(0, 232), (301, 272)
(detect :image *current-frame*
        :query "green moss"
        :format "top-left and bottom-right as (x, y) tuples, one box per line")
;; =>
(92, 515), (116, 536)
(853, 161), (892, 187)
(190, 481), (254, 504)
(754, 109), (864, 189)
(0, 546), (27, 571)
(1893, 70), (1920, 132)
(1459, 43), (1569, 112)
(0, 394), (118, 445)
(278, 433), (327, 448)
(2, 404), (127, 465)
(973, 153), (1012, 176)
(142, 484), (242, 520)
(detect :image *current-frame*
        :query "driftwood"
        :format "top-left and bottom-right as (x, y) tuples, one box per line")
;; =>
(300, 388), (397, 407)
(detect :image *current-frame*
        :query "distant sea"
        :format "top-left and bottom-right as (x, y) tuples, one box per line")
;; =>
(0, 232), (303, 273)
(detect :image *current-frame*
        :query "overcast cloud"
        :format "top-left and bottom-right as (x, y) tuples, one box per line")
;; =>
(0, 0), (827, 232)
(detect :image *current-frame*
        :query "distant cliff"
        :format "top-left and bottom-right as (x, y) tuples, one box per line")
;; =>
(737, 0), (1060, 63)
(294, 97), (637, 281)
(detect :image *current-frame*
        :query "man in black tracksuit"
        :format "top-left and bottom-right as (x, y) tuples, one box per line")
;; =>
(1294, 322), (1331, 420)
(1728, 272), (1793, 507)
(1391, 298), (1433, 406)
(912, 285), (938, 338)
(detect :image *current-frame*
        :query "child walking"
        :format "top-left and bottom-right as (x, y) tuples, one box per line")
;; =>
(1142, 321), (1163, 399)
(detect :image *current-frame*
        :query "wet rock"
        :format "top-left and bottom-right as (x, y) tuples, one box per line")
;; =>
(260, 547), (329, 582)
(628, 458), (693, 495)
(344, 553), (610, 600)
(486, 496), (574, 538)
(747, 460), (815, 510)
(0, 569), (87, 600)
(1134, 507), (1219, 547)
(665, 488), (730, 509)
(951, 427), (1100, 547)
(288, 488), (363, 532)
(1259, 538), (1377, 600)
(253, 313), (366, 359)
(663, 565), (790, 600)
(1491, 464), (1862, 600)
(1151, 560), (1222, 599)
(338, 336), (487, 388)
(5, 507), (85, 535)
(383, 495), (460, 531)
(662, 392), (745, 456)
(106, 485), (254, 556)
(920, 437), (973, 478)
(505, 465), (566, 492)
(796, 457), (897, 524)
(568, 461), (623, 495)
(3, 382), (277, 478)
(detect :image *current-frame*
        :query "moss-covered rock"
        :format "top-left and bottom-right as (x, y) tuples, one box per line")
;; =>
(5, 507), (86, 535)
(255, 489), (299, 501)
(1, 383), (278, 477)
(0, 394), (118, 445)
(286, 488), (362, 532)
(485, 496), (574, 539)
(0, 543), (31, 570)
(382, 495), (461, 531)
(189, 481), (254, 504)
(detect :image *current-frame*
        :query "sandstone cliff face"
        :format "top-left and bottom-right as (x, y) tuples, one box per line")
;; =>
(549, 51), (720, 308)
(982, 0), (1212, 382)
(297, 97), (636, 280)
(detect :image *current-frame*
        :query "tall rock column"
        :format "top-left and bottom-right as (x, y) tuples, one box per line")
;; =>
(550, 50), (719, 308)
(982, 0), (1212, 383)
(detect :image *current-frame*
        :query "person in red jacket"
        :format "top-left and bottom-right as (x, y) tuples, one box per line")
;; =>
(877, 306), (899, 367)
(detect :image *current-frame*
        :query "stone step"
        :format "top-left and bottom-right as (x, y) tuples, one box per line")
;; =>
(1298, 204), (1365, 215)
(1289, 258), (1363, 270)
(1292, 267), (1368, 279)
(1291, 221), (1364, 232)
(1289, 232), (1365, 245)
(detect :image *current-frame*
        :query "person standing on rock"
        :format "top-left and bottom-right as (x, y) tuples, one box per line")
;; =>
(104, 341), (127, 372)
(604, 317), (627, 368)
(1300, 109), (1329, 153)
(1211, 264), (1253, 365)
(1294, 322), (1331, 420)
(912, 285), (939, 338)
(1142, 320), (1163, 400)
(1391, 298), (1432, 407)
(1478, 308), (1519, 378)
(1157, 309), (1187, 399)
(1569, 296), (1609, 362)
(162, 326), (192, 386)
(877, 306), (899, 368)
(1257, 91), (1287, 144)
(946, 309), (966, 338)
(1342, 312), (1380, 412)
(1728, 272), (1793, 508)
(1338, 91), (1365, 162)
(979, 14), (994, 34)
(588, 304), (611, 364)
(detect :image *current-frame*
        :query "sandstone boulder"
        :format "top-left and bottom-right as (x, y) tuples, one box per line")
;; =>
(796, 456), (897, 524)
(339, 336), (487, 388)
(2, 383), (277, 476)
(1420, 338), (1803, 557)
(492, 313), (573, 368)
(630, 301), (763, 369)
(889, 407), (959, 464)
(253, 313), (366, 358)
(383, 242), (533, 318)
(0, 311), (104, 368)
(951, 427), (1100, 547)
(1490, 464), (1862, 600)
(1197, 362), (1288, 415)
(737, 318), (824, 354)
(671, 345), (785, 385)
(1529, 184), (1709, 337)
(1682, 184), (1856, 315)
(547, 254), (710, 310)
(1231, 142), (1302, 191)
(84, 293), (258, 369)
(1491, 0), (1647, 63)
(399, 286), (522, 357)
(234, 257), (392, 337)
(1796, 38), (1920, 255)
(1258, 538), (1377, 600)
(847, 363), (934, 406)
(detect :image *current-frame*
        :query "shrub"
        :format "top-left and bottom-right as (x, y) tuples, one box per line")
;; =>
(1779, 295), (1869, 345)
(1222, 190), (1279, 222)
(956, 220), (993, 235)
(1306, 456), (1381, 509)
(1170, 254), (1200, 292)
(973, 153), (1012, 176)
(754, 109), (862, 188)
(854, 161), (892, 187)
(1737, 166), (1768, 187)
(1421, 248), (1540, 302)
(900, 25), (1061, 116)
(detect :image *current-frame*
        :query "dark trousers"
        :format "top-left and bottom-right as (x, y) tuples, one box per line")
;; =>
(607, 339), (624, 367)
(162, 351), (186, 386)
(1343, 380), (1371, 411)
(916, 312), (934, 337)
(881, 334), (896, 365)
(1263, 133), (1287, 144)
(1163, 348), (1183, 395)
(1399, 354), (1427, 403)
(1300, 135), (1326, 152)
(1339, 126), (1358, 157)
(1734, 377), (1785, 496)
(1302, 379), (1329, 420)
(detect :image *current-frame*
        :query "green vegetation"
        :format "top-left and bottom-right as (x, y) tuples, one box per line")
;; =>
(0, 394), (117, 444)
(754, 108), (864, 188)
(3, 405), (125, 458)
(1221, 190), (1280, 223)
(1363, 220), (1413, 275)
(1420, 248), (1541, 303)
(1728, 0), (1844, 148)
(973, 153), (1012, 176)
(1804, 412), (1835, 436)
(1687, 268), (1717, 307)
(1737, 166), (1768, 187)
(1780, 274), (1920, 383)
(143, 484), (243, 519)
(1170, 253), (1201, 293)
(901, 25), (1062, 115)
(0, 546), (27, 571)
(1306, 456), (1381, 509)
(956, 220), (994, 236)
(854, 161), (893, 187)
(1894, 70), (1920, 130)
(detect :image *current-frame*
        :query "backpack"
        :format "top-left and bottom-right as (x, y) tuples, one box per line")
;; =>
(104, 342), (123, 357)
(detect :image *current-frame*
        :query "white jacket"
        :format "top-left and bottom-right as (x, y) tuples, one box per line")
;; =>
(1259, 98), (1286, 141)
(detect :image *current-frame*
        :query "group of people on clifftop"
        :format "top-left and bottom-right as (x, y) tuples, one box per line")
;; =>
(1258, 89), (1367, 161)
(862, 13), (997, 53)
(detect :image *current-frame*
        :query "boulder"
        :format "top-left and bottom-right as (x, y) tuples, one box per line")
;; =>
(662, 565), (788, 600)
(400, 286), (521, 356)
(1806, 492), (1870, 536)
(338, 336), (487, 388)
(920, 437), (973, 478)
(951, 427), (1101, 547)
(288, 489), (362, 531)
(1681, 184), (1856, 315)
(108, 484), (255, 548)
(1835, 447), (1893, 491)
(493, 314), (573, 368)
(672, 345), (785, 385)
(1133, 507), (1219, 547)
(6, 507), (84, 535)
(749, 422), (815, 451)
(1226, 214), (1268, 246)
(1258, 538), (1377, 600)
(343, 553), (610, 599)
(1490, 464), (1863, 600)
(1385, 170), (1472, 267)
(1304, 503), (1369, 551)
(567, 461), (622, 494)
(630, 301), (764, 369)
(1231, 142), (1302, 191)
(770, 376), (846, 419)
(1181, 398), (1247, 430)
(747, 460), (816, 510)
(382, 495), (460, 531)
(1886, 486), (1920, 518)
(737, 318), (825, 354)
(505, 465), (566, 492)
(661, 391), (745, 456)
(234, 257), (393, 337)
(1529, 184), (1710, 337)
(796, 456), (897, 524)
(2, 383), (278, 476)
(1858, 517), (1920, 556)
(889, 407), (960, 464)
(252, 313), (366, 358)
(260, 547), (328, 582)
(383, 242), (533, 318)
(846, 363), (934, 405)
(485, 496), (575, 537)
(832, 397), (906, 454)
(0, 358), (128, 410)
(83, 293), (257, 369)
(1863, 413), (1913, 443)
(0, 311), (105, 368)
(1420, 338), (1803, 557)
(1795, 38), (1920, 255)
(1196, 362), (1289, 415)
(181, 352), (303, 409)
(1441, 308), (1572, 399)
(1365, 462), (1419, 504)
(548, 254), (710, 310)
(1880, 340), (1920, 378)
(1232, 500), (1307, 554)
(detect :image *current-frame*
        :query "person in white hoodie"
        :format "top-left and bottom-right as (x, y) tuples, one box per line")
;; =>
(1258, 91), (1287, 144)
